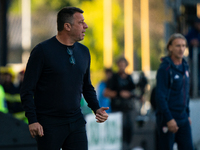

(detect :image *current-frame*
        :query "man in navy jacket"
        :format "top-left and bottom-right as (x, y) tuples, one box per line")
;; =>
(20, 7), (109, 150)
(155, 33), (193, 150)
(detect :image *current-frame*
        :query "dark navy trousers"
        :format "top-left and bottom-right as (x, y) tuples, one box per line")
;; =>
(156, 116), (194, 150)
(36, 115), (88, 150)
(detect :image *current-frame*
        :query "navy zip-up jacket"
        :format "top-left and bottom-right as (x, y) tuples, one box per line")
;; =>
(20, 36), (100, 124)
(155, 56), (190, 124)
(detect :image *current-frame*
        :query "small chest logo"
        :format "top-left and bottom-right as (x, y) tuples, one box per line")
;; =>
(174, 74), (179, 79)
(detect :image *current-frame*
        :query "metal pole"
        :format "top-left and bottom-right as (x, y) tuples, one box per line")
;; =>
(124, 0), (134, 74)
(192, 46), (198, 98)
(103, 0), (112, 68)
(0, 0), (8, 66)
(21, 0), (31, 64)
(141, 0), (150, 76)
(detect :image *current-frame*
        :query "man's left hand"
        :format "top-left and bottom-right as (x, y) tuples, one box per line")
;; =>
(95, 107), (109, 123)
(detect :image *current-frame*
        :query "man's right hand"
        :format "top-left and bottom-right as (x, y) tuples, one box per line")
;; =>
(29, 122), (44, 138)
(167, 119), (179, 133)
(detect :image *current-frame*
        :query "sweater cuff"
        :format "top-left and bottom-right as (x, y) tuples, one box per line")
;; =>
(26, 115), (38, 124)
(92, 105), (100, 114)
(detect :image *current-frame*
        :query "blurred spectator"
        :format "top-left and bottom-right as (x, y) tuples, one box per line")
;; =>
(96, 68), (113, 113)
(104, 57), (136, 150)
(0, 71), (3, 85)
(0, 66), (7, 84)
(0, 84), (8, 113)
(0, 73), (3, 85)
(2, 71), (19, 112)
(2, 68), (26, 122)
(137, 71), (148, 101)
(150, 85), (156, 111)
(185, 17), (200, 93)
(185, 17), (200, 59)
(149, 85), (159, 150)
(16, 70), (25, 93)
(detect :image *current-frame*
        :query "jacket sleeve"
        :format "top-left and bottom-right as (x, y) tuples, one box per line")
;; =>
(156, 66), (173, 123)
(186, 97), (190, 117)
(20, 44), (44, 124)
(82, 54), (100, 113)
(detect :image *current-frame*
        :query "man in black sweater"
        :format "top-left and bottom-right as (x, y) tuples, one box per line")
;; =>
(20, 7), (109, 150)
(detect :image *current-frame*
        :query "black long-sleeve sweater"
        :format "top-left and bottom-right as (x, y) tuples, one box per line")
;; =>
(20, 36), (100, 124)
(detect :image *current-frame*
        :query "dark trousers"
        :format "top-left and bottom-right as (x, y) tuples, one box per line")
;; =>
(36, 116), (88, 150)
(156, 116), (194, 150)
(122, 111), (134, 150)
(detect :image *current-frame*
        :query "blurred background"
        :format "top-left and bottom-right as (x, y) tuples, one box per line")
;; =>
(0, 0), (200, 150)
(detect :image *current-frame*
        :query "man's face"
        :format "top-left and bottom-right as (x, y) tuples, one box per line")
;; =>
(169, 38), (186, 60)
(117, 61), (127, 73)
(70, 12), (88, 42)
